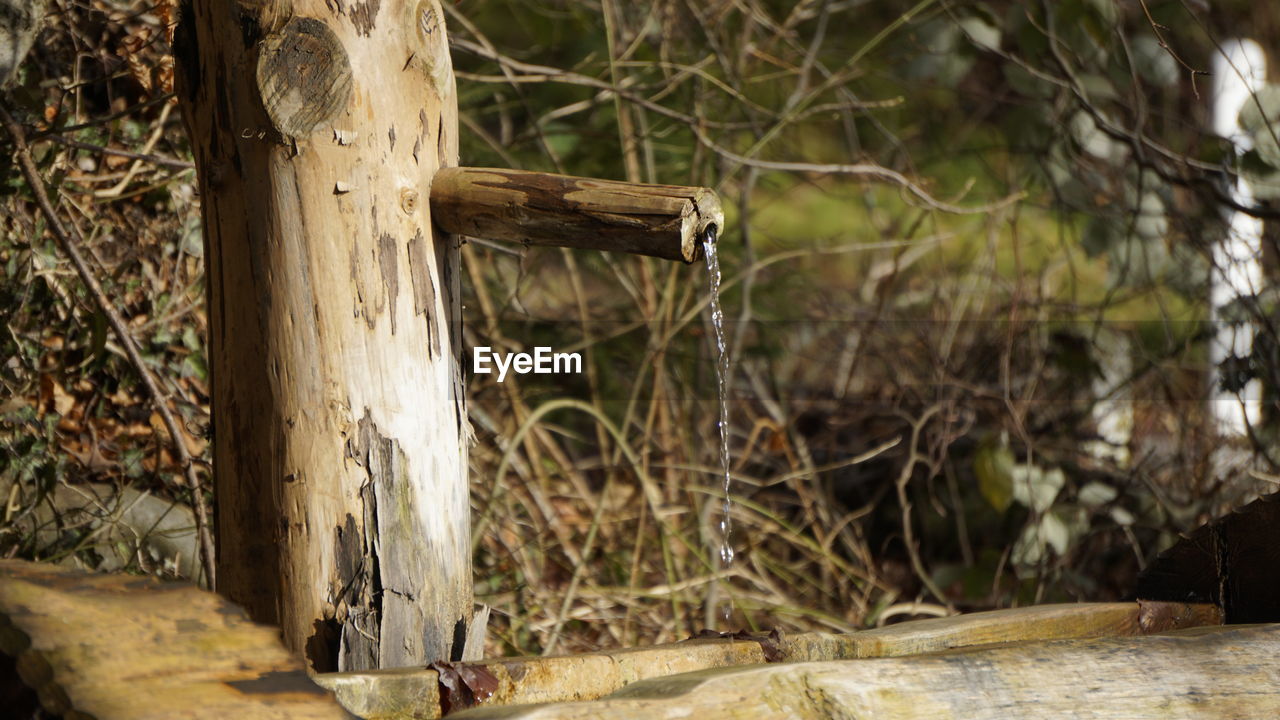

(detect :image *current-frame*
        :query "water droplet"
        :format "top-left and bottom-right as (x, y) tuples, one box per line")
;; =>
(720, 544), (734, 564)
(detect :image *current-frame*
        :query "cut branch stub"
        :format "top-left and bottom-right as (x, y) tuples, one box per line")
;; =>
(429, 167), (725, 262)
(256, 17), (353, 138)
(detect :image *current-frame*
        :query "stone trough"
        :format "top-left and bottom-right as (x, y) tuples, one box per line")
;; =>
(6, 558), (1272, 720)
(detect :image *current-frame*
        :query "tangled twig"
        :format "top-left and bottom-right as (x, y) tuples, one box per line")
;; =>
(0, 100), (216, 590)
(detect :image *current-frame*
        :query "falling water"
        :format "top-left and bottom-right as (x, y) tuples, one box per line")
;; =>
(703, 227), (734, 570)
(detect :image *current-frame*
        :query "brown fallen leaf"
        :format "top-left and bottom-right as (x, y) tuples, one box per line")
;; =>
(431, 661), (499, 715)
(40, 375), (75, 417)
(64, 431), (116, 473)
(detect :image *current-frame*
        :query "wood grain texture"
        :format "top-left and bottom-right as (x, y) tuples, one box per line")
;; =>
(429, 167), (725, 262)
(781, 600), (1221, 660)
(317, 638), (768, 718)
(316, 601), (1219, 718)
(177, 0), (471, 671)
(0, 560), (349, 720)
(454, 624), (1280, 719)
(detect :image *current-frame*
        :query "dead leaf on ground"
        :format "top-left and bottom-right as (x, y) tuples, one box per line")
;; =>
(40, 375), (75, 417)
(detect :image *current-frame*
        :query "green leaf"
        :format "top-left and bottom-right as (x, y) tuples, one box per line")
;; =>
(1078, 481), (1117, 507)
(1039, 509), (1071, 556)
(1012, 523), (1045, 567)
(1239, 85), (1280, 167)
(1076, 73), (1119, 104)
(973, 436), (1015, 512)
(1010, 463), (1064, 513)
(181, 353), (208, 382)
(1245, 166), (1280, 200)
(958, 16), (1001, 53)
(182, 326), (202, 352)
(1110, 506), (1135, 526)
(1084, 0), (1119, 26)
(122, 449), (146, 479)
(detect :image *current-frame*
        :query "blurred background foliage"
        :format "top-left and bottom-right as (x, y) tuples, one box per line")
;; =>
(3, 0), (1280, 657)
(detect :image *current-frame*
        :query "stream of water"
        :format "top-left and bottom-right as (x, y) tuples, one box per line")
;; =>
(703, 227), (734, 573)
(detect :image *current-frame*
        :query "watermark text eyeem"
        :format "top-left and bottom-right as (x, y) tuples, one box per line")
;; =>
(472, 346), (583, 382)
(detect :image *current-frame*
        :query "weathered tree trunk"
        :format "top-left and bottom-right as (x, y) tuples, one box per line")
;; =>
(176, 0), (470, 671)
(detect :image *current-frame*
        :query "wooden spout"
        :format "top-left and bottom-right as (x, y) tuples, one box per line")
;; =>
(429, 167), (724, 262)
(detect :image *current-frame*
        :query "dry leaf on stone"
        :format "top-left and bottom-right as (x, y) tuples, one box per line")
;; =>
(431, 661), (499, 715)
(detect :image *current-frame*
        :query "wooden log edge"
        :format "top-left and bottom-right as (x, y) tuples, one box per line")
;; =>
(0, 562), (1224, 720)
(0, 559), (348, 719)
(429, 167), (724, 262)
(482, 624), (1278, 720)
(315, 601), (1221, 718)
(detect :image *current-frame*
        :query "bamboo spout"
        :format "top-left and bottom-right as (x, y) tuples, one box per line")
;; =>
(429, 167), (724, 262)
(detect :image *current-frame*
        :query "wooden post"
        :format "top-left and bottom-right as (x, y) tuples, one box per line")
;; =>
(175, 0), (727, 673)
(175, 0), (471, 671)
(430, 168), (724, 262)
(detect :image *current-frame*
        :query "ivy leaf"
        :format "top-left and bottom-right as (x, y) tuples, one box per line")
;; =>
(958, 16), (1001, 53)
(973, 437), (1015, 512)
(1078, 481), (1118, 508)
(1010, 463), (1064, 514)
(1239, 84), (1280, 167)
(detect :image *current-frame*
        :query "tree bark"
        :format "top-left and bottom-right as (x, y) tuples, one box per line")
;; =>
(176, 0), (470, 671)
(430, 167), (724, 262)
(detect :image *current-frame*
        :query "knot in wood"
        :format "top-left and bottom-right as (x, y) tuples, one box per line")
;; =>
(399, 188), (419, 215)
(256, 17), (353, 138)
